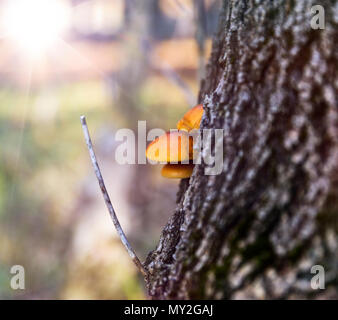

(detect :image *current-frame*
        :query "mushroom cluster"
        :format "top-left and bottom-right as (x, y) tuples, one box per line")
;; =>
(146, 104), (204, 178)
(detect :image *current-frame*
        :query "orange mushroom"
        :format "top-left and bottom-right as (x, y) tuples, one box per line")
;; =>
(176, 104), (204, 132)
(161, 164), (194, 179)
(146, 104), (203, 179)
(146, 131), (194, 163)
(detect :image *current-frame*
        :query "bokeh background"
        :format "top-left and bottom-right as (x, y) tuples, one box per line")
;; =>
(0, 0), (221, 299)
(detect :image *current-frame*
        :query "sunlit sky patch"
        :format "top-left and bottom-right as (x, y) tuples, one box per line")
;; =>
(1, 0), (71, 59)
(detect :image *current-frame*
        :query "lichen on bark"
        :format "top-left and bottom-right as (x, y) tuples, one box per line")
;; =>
(144, 0), (338, 299)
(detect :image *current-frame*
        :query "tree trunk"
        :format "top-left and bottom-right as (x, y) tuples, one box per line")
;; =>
(144, 0), (338, 299)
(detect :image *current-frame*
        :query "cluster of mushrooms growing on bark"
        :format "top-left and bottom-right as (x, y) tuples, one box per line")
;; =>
(146, 104), (204, 178)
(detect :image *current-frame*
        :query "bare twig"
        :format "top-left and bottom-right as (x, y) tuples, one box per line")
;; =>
(80, 116), (147, 278)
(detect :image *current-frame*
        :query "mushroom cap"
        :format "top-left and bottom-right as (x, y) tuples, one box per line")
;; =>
(146, 131), (194, 163)
(161, 164), (194, 179)
(176, 104), (204, 132)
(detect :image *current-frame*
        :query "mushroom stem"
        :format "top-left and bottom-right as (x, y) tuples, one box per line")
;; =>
(80, 116), (147, 278)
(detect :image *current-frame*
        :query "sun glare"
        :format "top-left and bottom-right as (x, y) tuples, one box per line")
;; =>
(2, 0), (71, 58)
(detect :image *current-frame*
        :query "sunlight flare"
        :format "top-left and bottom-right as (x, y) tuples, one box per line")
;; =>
(1, 0), (71, 57)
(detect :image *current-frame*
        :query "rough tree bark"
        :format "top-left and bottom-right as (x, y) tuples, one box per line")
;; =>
(144, 0), (338, 299)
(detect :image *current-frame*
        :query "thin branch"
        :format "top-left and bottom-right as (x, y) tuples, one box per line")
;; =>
(140, 39), (196, 106)
(154, 58), (196, 106)
(80, 116), (147, 278)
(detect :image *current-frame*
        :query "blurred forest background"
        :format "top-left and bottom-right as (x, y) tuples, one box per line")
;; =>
(0, 0), (221, 299)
